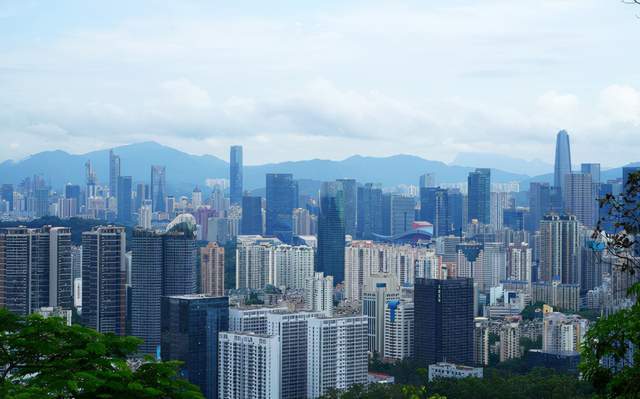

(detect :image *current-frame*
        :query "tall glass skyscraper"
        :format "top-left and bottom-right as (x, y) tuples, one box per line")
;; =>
(467, 168), (491, 225)
(554, 130), (572, 197)
(317, 181), (345, 284)
(420, 187), (449, 237)
(337, 178), (357, 237)
(131, 215), (198, 355)
(151, 165), (166, 212)
(117, 176), (132, 222)
(109, 149), (120, 198)
(241, 195), (262, 235)
(161, 295), (229, 399)
(414, 278), (474, 366)
(356, 183), (383, 239)
(229, 145), (243, 206)
(266, 173), (295, 243)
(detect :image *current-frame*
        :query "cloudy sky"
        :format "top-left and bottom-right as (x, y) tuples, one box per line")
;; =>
(1, 0), (639, 166)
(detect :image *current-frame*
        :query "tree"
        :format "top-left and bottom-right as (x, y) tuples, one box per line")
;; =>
(580, 170), (640, 397)
(0, 309), (203, 398)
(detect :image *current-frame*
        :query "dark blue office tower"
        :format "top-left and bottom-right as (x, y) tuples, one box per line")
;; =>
(161, 295), (229, 399)
(467, 168), (491, 225)
(117, 176), (132, 223)
(529, 182), (551, 232)
(447, 188), (465, 236)
(317, 181), (345, 284)
(64, 183), (81, 214)
(241, 195), (262, 235)
(420, 187), (449, 237)
(554, 130), (572, 199)
(266, 173), (295, 243)
(337, 178), (357, 237)
(356, 183), (384, 239)
(229, 145), (243, 206)
(414, 278), (474, 367)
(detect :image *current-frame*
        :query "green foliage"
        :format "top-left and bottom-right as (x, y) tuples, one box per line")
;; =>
(519, 302), (545, 320)
(0, 309), (203, 398)
(324, 368), (593, 399)
(580, 170), (640, 397)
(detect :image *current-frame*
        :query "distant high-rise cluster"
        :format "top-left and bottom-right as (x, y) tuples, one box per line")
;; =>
(0, 132), (635, 396)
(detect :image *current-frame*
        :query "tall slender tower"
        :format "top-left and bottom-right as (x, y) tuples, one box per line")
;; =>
(317, 181), (345, 284)
(109, 149), (121, 198)
(467, 168), (491, 225)
(151, 165), (167, 212)
(230, 145), (243, 206)
(554, 130), (572, 196)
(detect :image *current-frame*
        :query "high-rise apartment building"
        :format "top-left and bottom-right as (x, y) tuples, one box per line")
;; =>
(538, 214), (581, 284)
(363, 279), (400, 355)
(0, 226), (72, 315)
(266, 174), (296, 243)
(82, 226), (126, 335)
(542, 312), (588, 354)
(273, 244), (314, 290)
(241, 195), (263, 235)
(229, 306), (289, 334)
(414, 278), (474, 366)
(473, 317), (489, 366)
(468, 168), (491, 225)
(151, 165), (167, 212)
(201, 242), (225, 297)
(317, 181), (345, 284)
(506, 242), (532, 282)
(230, 145), (243, 206)
(218, 331), (281, 399)
(499, 319), (522, 361)
(307, 315), (368, 399)
(267, 311), (323, 399)
(383, 299), (414, 361)
(161, 295), (229, 399)
(564, 172), (597, 228)
(304, 272), (334, 316)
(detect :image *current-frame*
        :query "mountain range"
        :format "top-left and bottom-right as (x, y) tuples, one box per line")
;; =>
(0, 142), (636, 196)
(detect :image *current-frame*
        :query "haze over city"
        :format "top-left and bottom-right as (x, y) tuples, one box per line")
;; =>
(1, 0), (640, 165)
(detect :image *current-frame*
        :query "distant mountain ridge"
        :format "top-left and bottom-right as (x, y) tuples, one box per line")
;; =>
(0, 141), (635, 195)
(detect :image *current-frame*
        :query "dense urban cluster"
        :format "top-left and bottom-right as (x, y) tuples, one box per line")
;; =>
(0, 130), (638, 399)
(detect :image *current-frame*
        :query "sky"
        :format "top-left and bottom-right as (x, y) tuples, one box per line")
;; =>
(0, 0), (639, 166)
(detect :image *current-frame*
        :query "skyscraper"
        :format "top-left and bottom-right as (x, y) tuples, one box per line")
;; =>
(538, 214), (581, 284)
(317, 181), (345, 284)
(447, 188), (465, 236)
(414, 278), (474, 366)
(356, 183), (384, 239)
(304, 272), (334, 316)
(337, 178), (357, 237)
(468, 168), (491, 225)
(528, 182), (551, 232)
(390, 195), (415, 236)
(554, 130), (572, 198)
(151, 165), (167, 212)
(117, 176), (132, 223)
(230, 145), (243, 206)
(109, 149), (121, 198)
(201, 242), (225, 297)
(135, 183), (149, 211)
(0, 226), (72, 315)
(266, 173), (295, 243)
(363, 280), (400, 355)
(131, 215), (198, 355)
(64, 184), (81, 215)
(564, 172), (597, 228)
(241, 195), (263, 235)
(420, 187), (449, 237)
(419, 173), (436, 188)
(2, 184), (14, 211)
(581, 163), (601, 185)
(161, 295), (229, 399)
(82, 226), (126, 335)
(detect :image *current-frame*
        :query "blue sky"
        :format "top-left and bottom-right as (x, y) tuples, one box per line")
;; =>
(1, 0), (639, 166)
